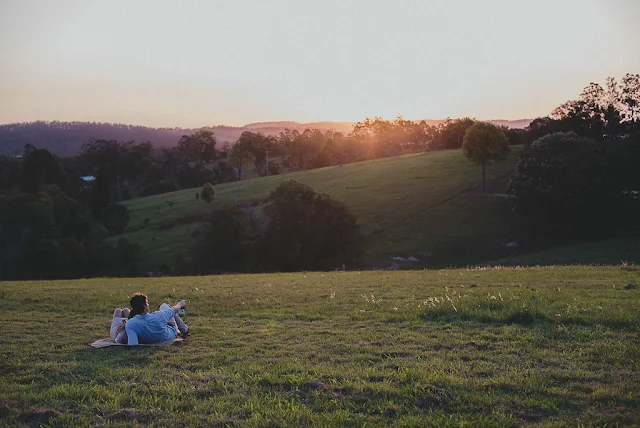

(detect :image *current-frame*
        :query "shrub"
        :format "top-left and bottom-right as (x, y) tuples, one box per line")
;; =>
(201, 183), (216, 204)
(263, 180), (360, 271)
(196, 206), (258, 273)
(507, 132), (625, 237)
(102, 202), (130, 234)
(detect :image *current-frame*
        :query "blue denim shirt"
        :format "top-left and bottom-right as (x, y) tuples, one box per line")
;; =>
(126, 308), (176, 345)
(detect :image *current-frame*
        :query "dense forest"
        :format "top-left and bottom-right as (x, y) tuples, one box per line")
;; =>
(0, 73), (639, 280)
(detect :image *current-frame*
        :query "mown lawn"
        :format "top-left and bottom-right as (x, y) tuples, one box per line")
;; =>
(1, 266), (639, 426)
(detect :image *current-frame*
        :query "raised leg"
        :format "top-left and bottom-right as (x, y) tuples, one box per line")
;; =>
(173, 312), (189, 335)
(159, 303), (189, 335)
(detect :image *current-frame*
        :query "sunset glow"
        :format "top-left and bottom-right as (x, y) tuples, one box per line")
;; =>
(1, 0), (638, 127)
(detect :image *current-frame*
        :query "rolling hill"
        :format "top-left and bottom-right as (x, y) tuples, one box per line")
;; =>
(118, 144), (638, 274)
(118, 146), (528, 273)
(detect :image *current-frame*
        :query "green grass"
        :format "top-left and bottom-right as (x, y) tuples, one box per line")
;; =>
(488, 235), (640, 267)
(119, 148), (527, 272)
(1, 266), (639, 426)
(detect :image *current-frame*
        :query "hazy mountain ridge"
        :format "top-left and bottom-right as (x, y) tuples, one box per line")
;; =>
(244, 121), (355, 133)
(488, 119), (532, 129)
(245, 119), (532, 132)
(0, 119), (532, 156)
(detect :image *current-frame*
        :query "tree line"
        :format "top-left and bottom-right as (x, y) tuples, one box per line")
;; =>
(1, 114), (525, 206)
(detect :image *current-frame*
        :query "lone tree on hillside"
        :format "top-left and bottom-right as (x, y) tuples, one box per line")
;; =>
(201, 183), (216, 207)
(462, 122), (510, 191)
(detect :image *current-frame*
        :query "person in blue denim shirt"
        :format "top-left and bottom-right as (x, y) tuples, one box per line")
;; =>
(126, 292), (189, 345)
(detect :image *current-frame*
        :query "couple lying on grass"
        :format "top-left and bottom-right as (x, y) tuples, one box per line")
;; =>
(110, 292), (189, 345)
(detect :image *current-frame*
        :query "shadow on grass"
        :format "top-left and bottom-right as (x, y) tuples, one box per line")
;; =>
(486, 380), (639, 425)
(479, 383), (581, 424)
(422, 301), (637, 331)
(255, 377), (454, 418)
(64, 344), (182, 384)
(71, 346), (157, 370)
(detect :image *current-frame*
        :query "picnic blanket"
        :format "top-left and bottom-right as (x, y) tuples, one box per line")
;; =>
(89, 337), (185, 348)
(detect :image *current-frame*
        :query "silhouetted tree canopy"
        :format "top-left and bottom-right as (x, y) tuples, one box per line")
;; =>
(523, 73), (640, 145)
(21, 146), (66, 193)
(176, 129), (217, 164)
(233, 131), (277, 177)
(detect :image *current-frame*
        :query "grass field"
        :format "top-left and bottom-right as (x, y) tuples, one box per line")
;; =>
(489, 235), (640, 267)
(1, 266), (639, 426)
(119, 147), (528, 273)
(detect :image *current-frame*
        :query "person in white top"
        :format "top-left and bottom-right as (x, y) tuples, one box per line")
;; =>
(110, 307), (130, 344)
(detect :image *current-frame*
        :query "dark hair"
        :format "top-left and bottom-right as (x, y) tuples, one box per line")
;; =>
(129, 292), (148, 319)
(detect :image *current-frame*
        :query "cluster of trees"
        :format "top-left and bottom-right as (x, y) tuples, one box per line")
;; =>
(0, 130), (224, 279)
(0, 150), (140, 280)
(74, 130), (234, 206)
(225, 116), (526, 181)
(508, 132), (639, 238)
(508, 74), (640, 239)
(525, 74), (640, 143)
(0, 134), (231, 247)
(193, 180), (360, 273)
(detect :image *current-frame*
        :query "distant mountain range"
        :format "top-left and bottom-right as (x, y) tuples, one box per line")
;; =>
(0, 119), (532, 157)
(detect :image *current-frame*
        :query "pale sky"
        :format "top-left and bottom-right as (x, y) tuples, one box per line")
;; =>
(1, 0), (639, 128)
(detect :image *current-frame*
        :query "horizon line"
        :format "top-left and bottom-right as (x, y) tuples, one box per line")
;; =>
(0, 117), (536, 130)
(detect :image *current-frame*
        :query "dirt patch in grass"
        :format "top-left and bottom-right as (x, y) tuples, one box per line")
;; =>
(105, 408), (151, 424)
(19, 409), (62, 427)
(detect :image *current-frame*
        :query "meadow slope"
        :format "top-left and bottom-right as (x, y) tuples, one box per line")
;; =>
(0, 266), (639, 426)
(120, 147), (528, 273)
(118, 146), (639, 274)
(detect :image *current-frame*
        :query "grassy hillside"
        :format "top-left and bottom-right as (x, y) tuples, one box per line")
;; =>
(120, 147), (529, 273)
(1, 267), (638, 426)
(488, 235), (640, 267)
